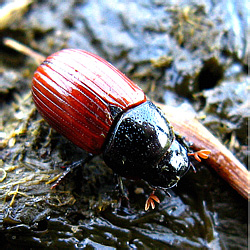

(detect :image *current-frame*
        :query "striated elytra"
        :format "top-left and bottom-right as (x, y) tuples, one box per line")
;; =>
(32, 49), (195, 210)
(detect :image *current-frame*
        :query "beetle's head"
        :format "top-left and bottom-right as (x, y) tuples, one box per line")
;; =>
(147, 138), (190, 190)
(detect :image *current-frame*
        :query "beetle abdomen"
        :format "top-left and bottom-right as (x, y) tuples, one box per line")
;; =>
(32, 49), (146, 154)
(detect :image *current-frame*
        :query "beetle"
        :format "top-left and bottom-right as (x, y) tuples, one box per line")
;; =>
(32, 49), (210, 210)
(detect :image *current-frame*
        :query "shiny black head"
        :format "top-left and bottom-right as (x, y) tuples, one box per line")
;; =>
(103, 101), (190, 189)
(150, 138), (190, 189)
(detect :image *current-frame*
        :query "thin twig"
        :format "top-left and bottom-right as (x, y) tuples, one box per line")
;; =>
(3, 37), (45, 65)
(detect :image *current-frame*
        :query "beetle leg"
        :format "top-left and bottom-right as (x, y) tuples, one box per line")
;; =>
(116, 176), (130, 208)
(190, 162), (197, 173)
(188, 149), (211, 162)
(163, 189), (171, 197)
(117, 176), (127, 198)
(145, 189), (160, 211)
(51, 153), (94, 189)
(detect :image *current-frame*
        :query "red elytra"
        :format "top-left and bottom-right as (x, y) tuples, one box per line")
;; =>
(32, 49), (146, 154)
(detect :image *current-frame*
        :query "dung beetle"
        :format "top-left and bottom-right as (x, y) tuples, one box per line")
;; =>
(32, 49), (210, 210)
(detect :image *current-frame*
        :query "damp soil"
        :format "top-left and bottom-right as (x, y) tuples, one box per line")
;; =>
(0, 0), (248, 249)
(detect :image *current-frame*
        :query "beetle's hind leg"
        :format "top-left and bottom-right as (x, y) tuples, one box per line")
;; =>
(50, 153), (94, 189)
